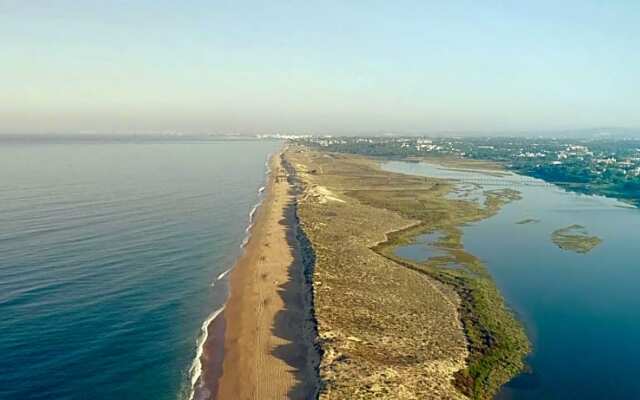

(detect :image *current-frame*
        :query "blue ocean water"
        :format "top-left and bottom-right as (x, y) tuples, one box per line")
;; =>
(0, 139), (281, 400)
(385, 161), (640, 399)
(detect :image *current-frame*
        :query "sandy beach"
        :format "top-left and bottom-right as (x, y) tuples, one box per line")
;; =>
(195, 151), (318, 400)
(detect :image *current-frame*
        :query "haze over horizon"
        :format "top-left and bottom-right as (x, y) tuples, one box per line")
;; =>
(2, 1), (639, 136)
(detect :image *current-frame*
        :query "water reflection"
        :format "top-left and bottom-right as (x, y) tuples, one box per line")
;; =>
(394, 231), (447, 262)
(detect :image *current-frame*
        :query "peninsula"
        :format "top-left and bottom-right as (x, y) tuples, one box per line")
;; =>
(286, 147), (529, 399)
(196, 146), (529, 400)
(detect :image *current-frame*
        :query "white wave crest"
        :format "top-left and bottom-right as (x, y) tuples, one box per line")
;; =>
(187, 305), (225, 400)
(217, 268), (232, 281)
(248, 204), (259, 223)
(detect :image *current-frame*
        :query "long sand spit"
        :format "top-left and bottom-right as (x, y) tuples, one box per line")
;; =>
(195, 152), (319, 400)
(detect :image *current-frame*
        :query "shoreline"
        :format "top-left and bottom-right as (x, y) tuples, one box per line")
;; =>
(187, 158), (270, 400)
(192, 150), (318, 399)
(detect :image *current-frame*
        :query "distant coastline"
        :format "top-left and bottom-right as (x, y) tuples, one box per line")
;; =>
(295, 136), (640, 209)
(0, 133), (281, 144)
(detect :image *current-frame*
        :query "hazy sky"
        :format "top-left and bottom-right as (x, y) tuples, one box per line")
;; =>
(2, 1), (639, 135)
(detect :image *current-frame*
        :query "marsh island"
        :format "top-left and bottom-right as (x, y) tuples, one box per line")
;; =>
(551, 224), (602, 254)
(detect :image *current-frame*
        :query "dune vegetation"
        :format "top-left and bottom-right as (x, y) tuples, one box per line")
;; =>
(286, 147), (529, 400)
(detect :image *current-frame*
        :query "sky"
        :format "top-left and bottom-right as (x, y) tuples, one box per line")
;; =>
(1, 1), (639, 135)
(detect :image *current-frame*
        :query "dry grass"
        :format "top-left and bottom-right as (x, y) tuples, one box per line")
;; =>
(285, 148), (529, 400)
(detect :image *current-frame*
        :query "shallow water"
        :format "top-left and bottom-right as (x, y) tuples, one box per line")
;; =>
(394, 231), (447, 262)
(384, 160), (640, 400)
(0, 139), (280, 400)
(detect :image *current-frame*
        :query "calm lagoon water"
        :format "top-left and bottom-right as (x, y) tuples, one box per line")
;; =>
(384, 161), (640, 400)
(394, 231), (447, 261)
(0, 139), (281, 400)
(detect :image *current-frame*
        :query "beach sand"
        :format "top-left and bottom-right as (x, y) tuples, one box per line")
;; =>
(196, 152), (318, 400)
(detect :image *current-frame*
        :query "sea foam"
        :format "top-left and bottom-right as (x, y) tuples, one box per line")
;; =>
(217, 268), (232, 281)
(186, 305), (225, 400)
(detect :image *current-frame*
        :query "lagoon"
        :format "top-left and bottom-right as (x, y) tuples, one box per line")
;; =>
(384, 161), (640, 399)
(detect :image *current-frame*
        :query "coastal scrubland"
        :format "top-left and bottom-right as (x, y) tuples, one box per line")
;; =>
(285, 148), (529, 399)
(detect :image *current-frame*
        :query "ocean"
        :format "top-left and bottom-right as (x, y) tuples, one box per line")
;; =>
(0, 138), (281, 400)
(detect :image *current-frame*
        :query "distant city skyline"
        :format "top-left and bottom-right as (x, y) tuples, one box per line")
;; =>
(2, 1), (639, 135)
